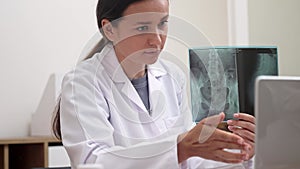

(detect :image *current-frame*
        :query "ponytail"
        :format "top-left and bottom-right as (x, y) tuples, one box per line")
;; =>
(52, 38), (108, 140)
(84, 38), (109, 60)
(52, 95), (62, 139)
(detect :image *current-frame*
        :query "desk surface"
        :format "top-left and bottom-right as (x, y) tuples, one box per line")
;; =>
(0, 136), (60, 144)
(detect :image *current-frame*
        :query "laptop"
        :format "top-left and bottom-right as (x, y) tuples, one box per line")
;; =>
(254, 76), (300, 169)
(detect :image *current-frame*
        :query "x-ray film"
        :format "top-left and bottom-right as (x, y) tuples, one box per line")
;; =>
(189, 47), (278, 122)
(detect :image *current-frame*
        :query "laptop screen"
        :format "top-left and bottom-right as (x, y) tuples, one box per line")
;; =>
(255, 76), (300, 169)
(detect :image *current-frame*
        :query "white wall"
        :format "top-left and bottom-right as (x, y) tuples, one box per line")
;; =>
(0, 0), (230, 138)
(170, 0), (229, 46)
(0, 0), (98, 138)
(166, 0), (229, 86)
(248, 0), (300, 76)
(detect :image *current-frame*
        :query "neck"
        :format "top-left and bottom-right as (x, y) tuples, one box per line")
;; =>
(117, 56), (146, 80)
(114, 47), (148, 80)
(124, 62), (146, 80)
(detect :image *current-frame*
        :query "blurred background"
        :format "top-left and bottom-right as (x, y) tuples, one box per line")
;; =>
(0, 0), (299, 139)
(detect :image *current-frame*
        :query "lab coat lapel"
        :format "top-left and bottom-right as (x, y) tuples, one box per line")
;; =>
(121, 80), (148, 113)
(101, 44), (148, 113)
(147, 61), (167, 118)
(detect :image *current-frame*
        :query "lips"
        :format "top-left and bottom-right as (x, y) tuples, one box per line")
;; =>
(143, 49), (161, 55)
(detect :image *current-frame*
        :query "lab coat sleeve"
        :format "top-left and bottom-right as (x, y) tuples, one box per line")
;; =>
(60, 69), (182, 169)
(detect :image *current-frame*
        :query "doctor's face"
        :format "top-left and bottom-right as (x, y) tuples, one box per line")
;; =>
(111, 0), (169, 65)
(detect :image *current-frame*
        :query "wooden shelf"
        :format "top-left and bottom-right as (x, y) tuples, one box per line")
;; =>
(0, 136), (61, 169)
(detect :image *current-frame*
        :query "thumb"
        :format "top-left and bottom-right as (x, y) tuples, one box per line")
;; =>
(218, 112), (225, 122)
(198, 112), (225, 143)
(202, 112), (225, 127)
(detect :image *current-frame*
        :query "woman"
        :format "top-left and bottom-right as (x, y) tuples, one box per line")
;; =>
(53, 0), (255, 168)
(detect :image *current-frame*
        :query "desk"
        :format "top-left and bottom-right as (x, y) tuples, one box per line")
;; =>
(0, 136), (61, 169)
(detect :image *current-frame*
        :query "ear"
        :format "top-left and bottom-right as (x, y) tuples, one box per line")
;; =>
(101, 19), (115, 41)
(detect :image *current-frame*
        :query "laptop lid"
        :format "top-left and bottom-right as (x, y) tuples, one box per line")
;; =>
(254, 76), (300, 169)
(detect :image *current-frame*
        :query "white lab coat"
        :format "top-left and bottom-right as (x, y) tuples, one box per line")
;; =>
(60, 44), (245, 169)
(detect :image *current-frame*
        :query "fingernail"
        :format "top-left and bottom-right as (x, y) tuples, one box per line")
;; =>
(228, 126), (234, 131)
(227, 120), (233, 124)
(234, 113), (239, 118)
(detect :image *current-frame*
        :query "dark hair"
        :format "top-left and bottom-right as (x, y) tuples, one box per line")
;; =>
(52, 0), (143, 139)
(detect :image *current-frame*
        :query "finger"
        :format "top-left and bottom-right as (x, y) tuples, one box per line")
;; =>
(196, 113), (225, 143)
(241, 142), (254, 152)
(245, 138), (255, 146)
(229, 126), (255, 142)
(241, 140), (255, 160)
(233, 113), (255, 124)
(198, 124), (218, 143)
(208, 140), (251, 151)
(227, 120), (255, 133)
(243, 138), (255, 149)
(212, 129), (245, 145)
(187, 122), (216, 143)
(241, 150), (253, 161)
(201, 112), (225, 127)
(214, 149), (248, 163)
(214, 156), (244, 164)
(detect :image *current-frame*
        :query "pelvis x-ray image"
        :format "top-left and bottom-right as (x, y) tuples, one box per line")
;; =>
(190, 48), (240, 121)
(189, 47), (278, 122)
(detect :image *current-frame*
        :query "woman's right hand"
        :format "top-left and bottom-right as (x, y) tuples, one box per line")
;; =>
(177, 112), (251, 164)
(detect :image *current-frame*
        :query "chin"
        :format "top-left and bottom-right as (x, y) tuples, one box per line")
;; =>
(145, 56), (159, 65)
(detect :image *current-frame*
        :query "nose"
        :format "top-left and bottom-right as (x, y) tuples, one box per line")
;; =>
(147, 31), (163, 47)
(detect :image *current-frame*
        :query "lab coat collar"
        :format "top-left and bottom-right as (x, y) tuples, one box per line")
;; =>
(99, 43), (128, 83)
(147, 58), (168, 78)
(99, 44), (168, 114)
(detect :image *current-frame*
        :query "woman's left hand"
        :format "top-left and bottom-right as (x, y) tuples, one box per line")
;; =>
(227, 113), (255, 160)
